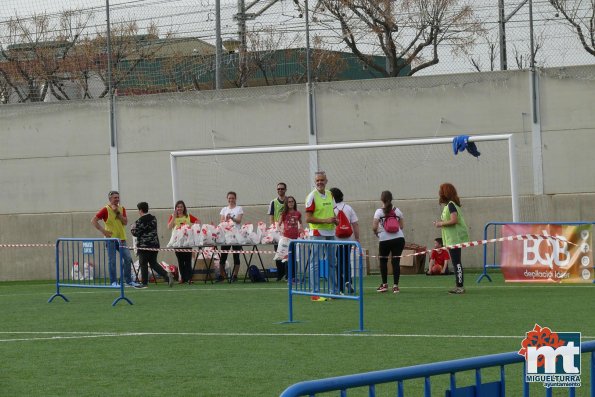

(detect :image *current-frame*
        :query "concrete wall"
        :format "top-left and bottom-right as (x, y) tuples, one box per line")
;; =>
(1, 65), (594, 280)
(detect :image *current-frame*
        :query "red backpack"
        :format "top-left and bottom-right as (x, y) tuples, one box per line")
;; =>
(335, 205), (353, 238)
(383, 208), (400, 233)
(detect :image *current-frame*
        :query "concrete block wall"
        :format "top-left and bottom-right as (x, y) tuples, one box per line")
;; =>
(1, 65), (594, 280)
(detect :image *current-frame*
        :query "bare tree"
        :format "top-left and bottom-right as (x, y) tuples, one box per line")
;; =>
(0, 11), (89, 103)
(468, 35), (497, 72)
(549, 0), (595, 56)
(90, 21), (172, 97)
(511, 30), (545, 69)
(288, 35), (348, 83)
(246, 28), (289, 86)
(299, 0), (484, 76)
(161, 50), (214, 92)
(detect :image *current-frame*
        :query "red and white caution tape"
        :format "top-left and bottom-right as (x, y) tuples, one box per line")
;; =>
(0, 243), (54, 248)
(368, 233), (576, 259)
(0, 234), (573, 260)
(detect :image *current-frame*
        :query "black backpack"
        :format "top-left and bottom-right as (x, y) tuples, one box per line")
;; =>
(248, 265), (266, 282)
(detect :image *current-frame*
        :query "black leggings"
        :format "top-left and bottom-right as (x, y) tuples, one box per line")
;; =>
(448, 247), (464, 287)
(219, 245), (241, 277)
(379, 237), (405, 285)
(175, 250), (193, 283)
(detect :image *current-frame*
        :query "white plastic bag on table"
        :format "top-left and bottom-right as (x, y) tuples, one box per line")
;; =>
(262, 223), (281, 244)
(190, 223), (203, 246)
(225, 228), (239, 245)
(247, 222), (265, 245)
(215, 222), (230, 244)
(201, 224), (217, 245)
(235, 224), (249, 245)
(177, 224), (193, 247)
(167, 227), (184, 248)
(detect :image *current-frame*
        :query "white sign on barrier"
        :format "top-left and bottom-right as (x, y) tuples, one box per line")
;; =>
(82, 241), (94, 255)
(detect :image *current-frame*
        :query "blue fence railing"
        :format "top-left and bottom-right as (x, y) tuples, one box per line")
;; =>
(477, 221), (595, 283)
(48, 238), (133, 306)
(284, 239), (365, 332)
(280, 340), (595, 396)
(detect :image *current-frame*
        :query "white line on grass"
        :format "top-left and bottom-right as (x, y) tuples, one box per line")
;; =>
(2, 331), (593, 343)
(1, 283), (590, 298)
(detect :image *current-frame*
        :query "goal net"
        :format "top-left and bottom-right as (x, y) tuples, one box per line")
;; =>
(171, 135), (530, 219)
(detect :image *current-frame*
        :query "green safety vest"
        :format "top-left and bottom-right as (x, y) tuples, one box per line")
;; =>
(272, 199), (285, 222)
(308, 190), (335, 231)
(104, 205), (126, 241)
(441, 201), (469, 246)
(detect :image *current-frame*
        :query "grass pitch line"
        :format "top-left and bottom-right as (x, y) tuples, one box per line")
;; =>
(0, 330), (559, 343)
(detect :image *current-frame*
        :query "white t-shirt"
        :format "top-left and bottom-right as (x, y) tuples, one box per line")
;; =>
(220, 206), (244, 229)
(334, 202), (358, 241)
(373, 207), (404, 241)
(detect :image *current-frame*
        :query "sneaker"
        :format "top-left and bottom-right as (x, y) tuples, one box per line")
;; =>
(376, 283), (388, 293)
(167, 272), (174, 288)
(448, 287), (465, 294)
(230, 276), (238, 283)
(110, 282), (120, 288)
(345, 282), (354, 294)
(127, 281), (145, 289)
(392, 285), (400, 294)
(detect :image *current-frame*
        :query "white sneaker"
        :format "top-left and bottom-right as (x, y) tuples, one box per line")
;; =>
(127, 281), (145, 289)
(110, 282), (120, 288)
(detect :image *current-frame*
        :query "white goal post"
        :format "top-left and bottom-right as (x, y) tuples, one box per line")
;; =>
(170, 134), (519, 221)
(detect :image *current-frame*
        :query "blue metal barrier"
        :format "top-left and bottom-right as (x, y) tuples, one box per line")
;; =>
(280, 340), (595, 396)
(284, 240), (365, 332)
(477, 221), (595, 283)
(48, 238), (133, 306)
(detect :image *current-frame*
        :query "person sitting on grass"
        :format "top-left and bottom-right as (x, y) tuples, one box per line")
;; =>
(426, 237), (451, 276)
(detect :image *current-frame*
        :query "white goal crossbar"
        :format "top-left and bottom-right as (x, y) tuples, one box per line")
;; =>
(170, 134), (519, 221)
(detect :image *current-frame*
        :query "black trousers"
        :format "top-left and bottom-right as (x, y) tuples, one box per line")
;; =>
(138, 250), (169, 284)
(378, 237), (405, 285)
(175, 250), (193, 282)
(219, 245), (241, 277)
(448, 247), (464, 287)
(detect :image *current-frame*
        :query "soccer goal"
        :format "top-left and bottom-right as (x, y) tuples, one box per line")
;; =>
(170, 134), (521, 221)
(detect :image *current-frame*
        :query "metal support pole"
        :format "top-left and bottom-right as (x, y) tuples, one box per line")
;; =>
(215, 0), (222, 89)
(237, 0), (247, 87)
(498, 0), (507, 70)
(170, 154), (179, 206)
(305, 0), (319, 179)
(529, 0), (535, 71)
(105, 0), (119, 191)
(508, 134), (520, 222)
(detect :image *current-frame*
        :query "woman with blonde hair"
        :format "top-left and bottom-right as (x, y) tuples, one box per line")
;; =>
(433, 183), (469, 294)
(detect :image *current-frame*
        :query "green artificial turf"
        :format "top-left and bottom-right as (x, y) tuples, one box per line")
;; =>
(0, 274), (592, 396)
